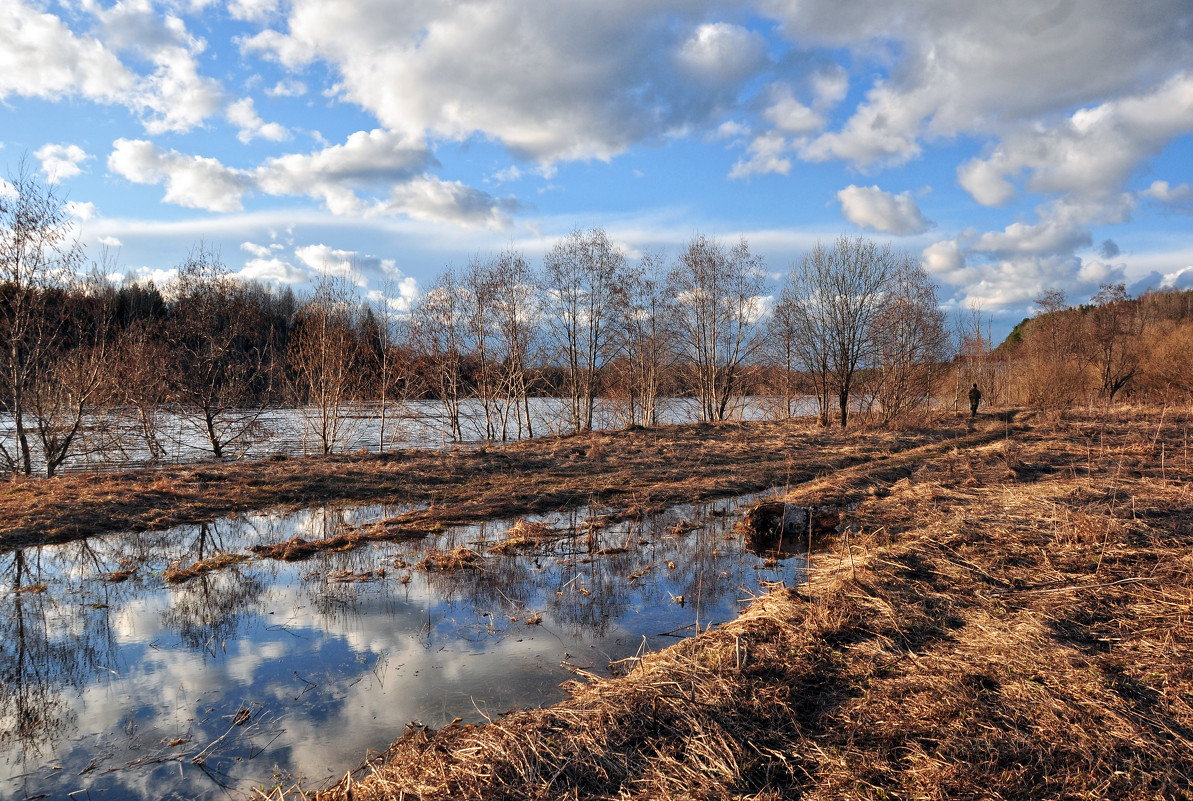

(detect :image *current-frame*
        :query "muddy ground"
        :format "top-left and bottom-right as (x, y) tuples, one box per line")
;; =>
(246, 406), (1192, 801)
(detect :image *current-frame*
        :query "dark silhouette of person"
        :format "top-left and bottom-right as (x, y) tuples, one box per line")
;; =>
(968, 383), (981, 418)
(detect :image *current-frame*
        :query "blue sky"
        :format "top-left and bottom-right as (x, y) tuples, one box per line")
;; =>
(3, 0), (1193, 339)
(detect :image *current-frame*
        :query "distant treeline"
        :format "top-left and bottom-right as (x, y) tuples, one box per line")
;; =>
(3, 166), (1191, 476)
(960, 283), (1193, 412)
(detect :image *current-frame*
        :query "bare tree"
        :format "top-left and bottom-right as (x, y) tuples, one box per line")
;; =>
(412, 267), (469, 442)
(1087, 282), (1141, 402)
(164, 245), (276, 458)
(870, 255), (948, 424)
(542, 227), (626, 432)
(365, 279), (419, 453)
(786, 236), (892, 427)
(668, 234), (765, 422)
(24, 273), (116, 476)
(608, 250), (672, 427)
(488, 249), (539, 440)
(0, 161), (86, 475)
(288, 273), (366, 455)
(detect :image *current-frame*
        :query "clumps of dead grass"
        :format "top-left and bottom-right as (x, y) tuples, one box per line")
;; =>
(490, 519), (554, 554)
(415, 546), (482, 572)
(163, 552), (252, 583)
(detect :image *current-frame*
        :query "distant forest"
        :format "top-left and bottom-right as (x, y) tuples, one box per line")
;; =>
(3, 166), (1192, 476)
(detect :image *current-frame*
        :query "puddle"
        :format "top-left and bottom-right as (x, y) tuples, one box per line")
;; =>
(0, 497), (806, 800)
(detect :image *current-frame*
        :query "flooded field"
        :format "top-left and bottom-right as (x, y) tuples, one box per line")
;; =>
(1, 496), (807, 800)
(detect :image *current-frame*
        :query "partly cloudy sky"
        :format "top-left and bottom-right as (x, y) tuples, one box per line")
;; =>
(4, 0), (1193, 335)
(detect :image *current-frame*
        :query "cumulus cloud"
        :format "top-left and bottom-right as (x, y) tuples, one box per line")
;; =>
(0, 2), (133, 103)
(241, 3), (770, 163)
(837, 184), (931, 235)
(770, 1), (1193, 169)
(35, 143), (90, 183)
(676, 23), (767, 86)
(227, 97), (289, 143)
(255, 129), (436, 215)
(106, 130), (511, 226)
(227, 0), (280, 22)
(266, 79), (307, 98)
(1142, 180), (1193, 213)
(729, 132), (790, 179)
(0, 1), (223, 134)
(66, 201), (97, 220)
(108, 138), (250, 212)
(234, 257), (309, 284)
(958, 73), (1193, 207)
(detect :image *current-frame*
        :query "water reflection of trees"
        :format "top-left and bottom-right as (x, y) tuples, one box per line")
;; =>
(397, 503), (758, 642)
(0, 542), (127, 772)
(159, 521), (266, 650)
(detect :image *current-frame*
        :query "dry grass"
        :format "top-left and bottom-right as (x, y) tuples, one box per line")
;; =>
(0, 416), (996, 553)
(163, 552), (252, 583)
(415, 545), (482, 572)
(255, 406), (1193, 801)
(490, 519), (556, 554)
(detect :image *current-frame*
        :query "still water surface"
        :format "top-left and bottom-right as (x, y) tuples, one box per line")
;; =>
(0, 497), (805, 800)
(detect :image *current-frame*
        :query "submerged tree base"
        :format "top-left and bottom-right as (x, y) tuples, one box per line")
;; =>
(256, 407), (1192, 800)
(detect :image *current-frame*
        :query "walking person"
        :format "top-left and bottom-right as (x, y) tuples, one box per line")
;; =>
(968, 383), (981, 418)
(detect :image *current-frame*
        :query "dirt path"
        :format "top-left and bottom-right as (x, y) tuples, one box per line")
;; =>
(0, 415), (1008, 552)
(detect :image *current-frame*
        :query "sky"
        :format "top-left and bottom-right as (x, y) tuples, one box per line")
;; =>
(3, 0), (1193, 339)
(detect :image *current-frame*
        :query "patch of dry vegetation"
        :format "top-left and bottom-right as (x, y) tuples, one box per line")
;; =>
(256, 407), (1193, 800)
(0, 416), (994, 553)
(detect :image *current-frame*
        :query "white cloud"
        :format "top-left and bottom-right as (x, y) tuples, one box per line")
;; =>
(240, 241), (280, 258)
(240, 3), (768, 163)
(676, 23), (767, 86)
(35, 143), (90, 183)
(366, 278), (419, 313)
(84, 0), (224, 133)
(66, 200), (97, 221)
(228, 0), (279, 22)
(106, 130), (511, 226)
(769, 1), (1193, 170)
(234, 256), (309, 284)
(1160, 265), (1193, 290)
(266, 79), (307, 98)
(255, 129), (436, 215)
(921, 239), (967, 284)
(761, 84), (824, 135)
(958, 73), (1193, 206)
(99, 235), (123, 247)
(729, 132), (790, 179)
(294, 243), (360, 278)
(379, 177), (516, 228)
(971, 218), (1092, 258)
(1142, 179), (1193, 209)
(836, 184), (931, 235)
(0, 1), (133, 103)
(227, 97), (289, 143)
(108, 138), (250, 212)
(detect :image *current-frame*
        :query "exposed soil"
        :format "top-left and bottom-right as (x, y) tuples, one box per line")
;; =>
(0, 415), (1002, 553)
(248, 406), (1193, 801)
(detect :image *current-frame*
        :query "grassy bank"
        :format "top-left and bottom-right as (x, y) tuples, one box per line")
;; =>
(258, 407), (1193, 800)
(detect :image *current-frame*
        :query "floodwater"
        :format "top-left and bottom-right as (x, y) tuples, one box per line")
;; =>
(0, 395), (812, 475)
(0, 496), (806, 800)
